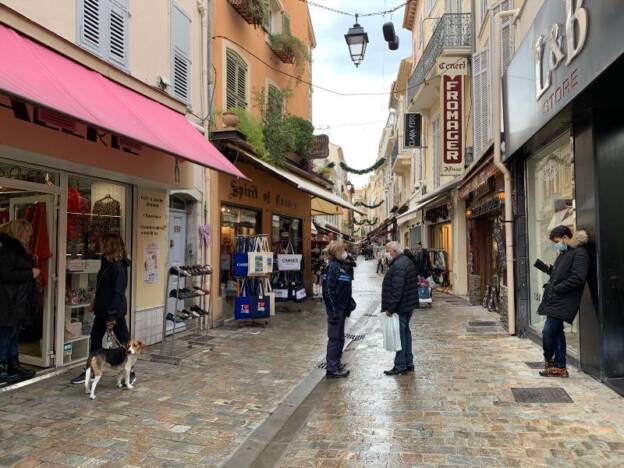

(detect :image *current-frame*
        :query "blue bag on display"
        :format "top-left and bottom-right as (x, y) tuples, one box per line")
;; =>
(234, 280), (253, 320)
(233, 236), (249, 278)
(252, 279), (271, 319)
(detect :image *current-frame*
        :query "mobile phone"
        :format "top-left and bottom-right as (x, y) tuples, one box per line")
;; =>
(534, 259), (550, 274)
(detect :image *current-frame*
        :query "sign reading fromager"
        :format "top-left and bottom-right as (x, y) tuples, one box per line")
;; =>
(438, 58), (467, 176)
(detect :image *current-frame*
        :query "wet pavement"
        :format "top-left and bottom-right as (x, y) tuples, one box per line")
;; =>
(2, 259), (624, 467)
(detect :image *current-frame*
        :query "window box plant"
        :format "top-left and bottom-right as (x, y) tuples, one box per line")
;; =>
(269, 33), (309, 66)
(228, 0), (267, 27)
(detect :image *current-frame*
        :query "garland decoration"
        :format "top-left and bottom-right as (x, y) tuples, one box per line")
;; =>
(339, 158), (385, 175)
(355, 200), (384, 209)
(353, 217), (378, 226)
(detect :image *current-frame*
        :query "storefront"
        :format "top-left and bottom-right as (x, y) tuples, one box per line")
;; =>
(504, 0), (624, 394)
(210, 134), (361, 324)
(459, 159), (506, 315)
(0, 25), (244, 371)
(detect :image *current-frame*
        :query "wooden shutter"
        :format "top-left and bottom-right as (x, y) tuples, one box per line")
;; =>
(282, 13), (291, 35)
(171, 2), (191, 103)
(491, 0), (514, 72)
(79, 0), (103, 54)
(472, 48), (491, 158)
(226, 50), (248, 110)
(108, 0), (128, 67)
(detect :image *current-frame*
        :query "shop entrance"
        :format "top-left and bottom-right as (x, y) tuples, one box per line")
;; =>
(0, 176), (59, 368)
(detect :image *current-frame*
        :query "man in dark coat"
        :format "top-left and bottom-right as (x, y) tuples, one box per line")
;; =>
(381, 241), (419, 375)
(412, 242), (431, 278)
(537, 226), (589, 378)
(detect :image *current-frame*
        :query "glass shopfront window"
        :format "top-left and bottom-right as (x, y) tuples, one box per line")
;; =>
(272, 214), (302, 253)
(526, 133), (578, 353)
(219, 205), (261, 296)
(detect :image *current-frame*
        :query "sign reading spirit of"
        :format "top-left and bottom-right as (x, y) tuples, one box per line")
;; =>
(439, 58), (467, 176)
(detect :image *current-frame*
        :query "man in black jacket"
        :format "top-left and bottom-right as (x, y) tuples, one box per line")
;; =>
(413, 242), (431, 278)
(537, 226), (589, 378)
(382, 242), (419, 375)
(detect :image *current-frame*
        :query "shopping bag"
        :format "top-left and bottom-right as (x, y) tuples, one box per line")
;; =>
(381, 314), (402, 352)
(277, 254), (303, 271)
(264, 278), (276, 316)
(252, 280), (271, 318)
(293, 284), (307, 302)
(233, 236), (249, 277)
(418, 285), (432, 303)
(234, 280), (254, 320)
(256, 235), (274, 274)
(102, 329), (122, 349)
(247, 237), (265, 276)
(273, 272), (290, 302)
(426, 276), (439, 289)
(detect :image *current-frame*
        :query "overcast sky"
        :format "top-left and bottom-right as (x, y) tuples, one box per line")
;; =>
(309, 0), (411, 188)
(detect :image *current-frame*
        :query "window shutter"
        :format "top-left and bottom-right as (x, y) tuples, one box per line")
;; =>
(262, 0), (271, 31)
(171, 2), (191, 103)
(472, 48), (491, 158)
(108, 0), (128, 67)
(226, 50), (248, 110)
(282, 13), (291, 35)
(79, 0), (103, 54)
(472, 51), (483, 158)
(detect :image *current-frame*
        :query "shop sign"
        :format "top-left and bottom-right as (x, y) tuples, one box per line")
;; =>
(0, 95), (143, 155)
(404, 113), (422, 148)
(438, 58), (467, 176)
(309, 134), (330, 159)
(504, 0), (624, 158)
(229, 180), (298, 210)
(458, 161), (499, 199)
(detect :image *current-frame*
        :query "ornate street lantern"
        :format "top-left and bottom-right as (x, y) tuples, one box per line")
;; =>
(344, 15), (369, 67)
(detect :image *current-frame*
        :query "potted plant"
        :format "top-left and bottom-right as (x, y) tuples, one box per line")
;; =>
(269, 33), (310, 66)
(228, 0), (267, 27)
(221, 111), (240, 129)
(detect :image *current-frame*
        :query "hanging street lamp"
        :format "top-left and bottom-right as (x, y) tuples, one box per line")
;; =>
(344, 14), (369, 67)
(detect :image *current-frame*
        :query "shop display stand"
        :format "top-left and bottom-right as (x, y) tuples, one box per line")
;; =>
(234, 234), (271, 327)
(151, 264), (212, 364)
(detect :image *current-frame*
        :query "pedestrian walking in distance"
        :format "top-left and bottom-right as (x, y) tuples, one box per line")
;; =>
(382, 241), (419, 376)
(321, 240), (354, 378)
(71, 233), (133, 385)
(0, 220), (39, 385)
(537, 226), (589, 378)
(412, 242), (431, 279)
(376, 248), (385, 274)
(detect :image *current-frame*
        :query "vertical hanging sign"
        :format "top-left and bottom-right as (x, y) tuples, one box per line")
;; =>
(439, 58), (467, 175)
(404, 113), (422, 148)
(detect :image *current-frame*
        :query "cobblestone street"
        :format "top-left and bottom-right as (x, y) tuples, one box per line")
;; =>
(2, 259), (624, 467)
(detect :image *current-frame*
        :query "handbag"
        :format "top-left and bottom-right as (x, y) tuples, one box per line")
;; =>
(234, 280), (253, 320)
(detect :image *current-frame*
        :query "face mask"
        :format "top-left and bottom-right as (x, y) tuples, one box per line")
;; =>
(385, 252), (393, 260)
(340, 251), (348, 260)
(554, 241), (568, 252)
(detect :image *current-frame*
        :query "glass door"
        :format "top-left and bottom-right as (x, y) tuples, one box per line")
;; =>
(0, 181), (59, 368)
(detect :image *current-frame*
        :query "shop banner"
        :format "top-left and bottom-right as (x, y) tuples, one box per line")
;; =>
(439, 58), (467, 176)
(404, 113), (422, 148)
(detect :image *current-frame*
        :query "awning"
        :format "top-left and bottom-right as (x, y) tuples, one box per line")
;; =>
(234, 148), (366, 215)
(0, 24), (245, 179)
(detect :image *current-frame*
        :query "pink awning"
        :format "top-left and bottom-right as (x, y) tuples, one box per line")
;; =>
(0, 24), (246, 179)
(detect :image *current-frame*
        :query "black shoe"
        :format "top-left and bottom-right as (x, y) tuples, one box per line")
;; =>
(71, 371), (86, 384)
(8, 361), (35, 380)
(326, 369), (350, 378)
(0, 365), (21, 385)
(406, 366), (415, 373)
(384, 368), (408, 376)
(339, 363), (347, 371)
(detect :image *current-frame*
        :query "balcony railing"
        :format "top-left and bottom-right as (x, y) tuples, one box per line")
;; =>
(407, 13), (472, 104)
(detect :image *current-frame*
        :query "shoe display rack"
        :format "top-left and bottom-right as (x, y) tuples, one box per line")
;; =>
(155, 264), (212, 361)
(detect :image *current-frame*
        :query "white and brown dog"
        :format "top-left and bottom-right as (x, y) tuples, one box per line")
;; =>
(84, 339), (143, 400)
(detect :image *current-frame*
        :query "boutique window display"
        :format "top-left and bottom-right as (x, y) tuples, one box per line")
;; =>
(64, 176), (129, 364)
(526, 133), (579, 353)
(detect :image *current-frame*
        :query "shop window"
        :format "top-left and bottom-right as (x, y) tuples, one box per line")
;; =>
(220, 205), (261, 294)
(78, 0), (129, 69)
(526, 134), (578, 350)
(226, 49), (248, 110)
(272, 214), (302, 254)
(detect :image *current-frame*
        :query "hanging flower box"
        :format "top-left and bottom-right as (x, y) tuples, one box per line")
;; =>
(269, 33), (308, 65)
(228, 0), (266, 27)
(271, 46), (295, 64)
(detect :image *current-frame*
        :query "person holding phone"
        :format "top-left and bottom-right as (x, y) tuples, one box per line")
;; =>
(536, 226), (589, 378)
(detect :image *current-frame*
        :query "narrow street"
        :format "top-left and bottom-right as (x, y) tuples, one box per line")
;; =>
(1, 259), (624, 467)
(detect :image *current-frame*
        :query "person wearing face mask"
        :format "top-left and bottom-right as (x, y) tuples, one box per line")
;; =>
(381, 241), (420, 376)
(321, 240), (354, 378)
(537, 225), (589, 378)
(0, 220), (40, 384)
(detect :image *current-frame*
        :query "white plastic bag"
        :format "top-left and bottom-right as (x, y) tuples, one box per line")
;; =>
(381, 313), (402, 352)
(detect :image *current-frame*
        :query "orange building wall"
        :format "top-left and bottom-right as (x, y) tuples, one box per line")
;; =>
(212, 0), (314, 121)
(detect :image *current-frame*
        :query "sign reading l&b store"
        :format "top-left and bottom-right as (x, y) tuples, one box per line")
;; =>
(438, 58), (467, 176)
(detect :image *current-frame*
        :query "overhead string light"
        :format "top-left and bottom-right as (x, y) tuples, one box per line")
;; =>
(298, 0), (412, 18)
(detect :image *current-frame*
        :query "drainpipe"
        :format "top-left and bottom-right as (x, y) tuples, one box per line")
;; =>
(492, 5), (523, 335)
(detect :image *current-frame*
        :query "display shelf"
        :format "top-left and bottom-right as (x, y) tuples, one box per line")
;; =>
(64, 334), (90, 344)
(66, 269), (99, 275)
(65, 303), (91, 309)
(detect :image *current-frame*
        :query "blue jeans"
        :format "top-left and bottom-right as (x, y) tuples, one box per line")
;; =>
(542, 316), (566, 368)
(394, 312), (414, 371)
(0, 327), (19, 363)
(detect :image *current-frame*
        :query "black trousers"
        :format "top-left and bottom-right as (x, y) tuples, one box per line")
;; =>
(326, 311), (346, 373)
(89, 316), (129, 353)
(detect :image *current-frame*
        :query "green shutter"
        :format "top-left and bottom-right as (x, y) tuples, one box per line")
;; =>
(282, 13), (290, 35)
